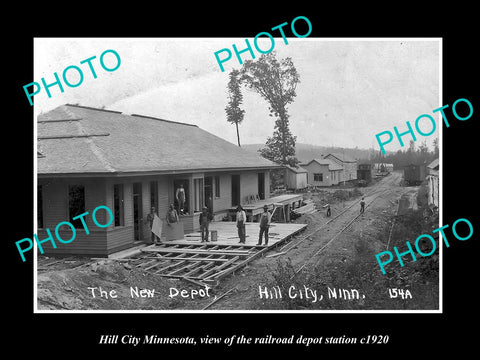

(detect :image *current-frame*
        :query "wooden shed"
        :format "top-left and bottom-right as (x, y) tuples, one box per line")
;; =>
(284, 165), (308, 190)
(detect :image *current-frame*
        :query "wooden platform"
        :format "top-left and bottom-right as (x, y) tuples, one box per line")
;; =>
(228, 193), (304, 221)
(135, 221), (307, 285)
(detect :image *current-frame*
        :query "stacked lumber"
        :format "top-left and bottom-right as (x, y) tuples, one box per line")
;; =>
(292, 199), (317, 215)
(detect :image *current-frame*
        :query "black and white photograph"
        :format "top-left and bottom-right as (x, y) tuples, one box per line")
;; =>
(33, 37), (441, 312)
(6, 6), (478, 356)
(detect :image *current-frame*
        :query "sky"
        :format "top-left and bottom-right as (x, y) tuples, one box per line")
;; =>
(34, 38), (441, 152)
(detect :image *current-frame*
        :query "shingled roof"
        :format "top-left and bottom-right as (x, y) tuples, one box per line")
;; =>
(37, 104), (278, 177)
(301, 158), (343, 171)
(323, 152), (357, 163)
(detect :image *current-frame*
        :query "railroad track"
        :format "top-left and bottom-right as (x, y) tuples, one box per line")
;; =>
(293, 188), (390, 274)
(277, 177), (398, 256)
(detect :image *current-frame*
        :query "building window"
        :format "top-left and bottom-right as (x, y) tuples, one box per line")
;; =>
(37, 185), (44, 228)
(114, 184), (124, 226)
(193, 178), (204, 212)
(314, 173), (323, 182)
(69, 185), (85, 228)
(214, 176), (220, 198)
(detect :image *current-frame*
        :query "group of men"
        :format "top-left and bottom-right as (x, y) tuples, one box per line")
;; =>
(198, 204), (271, 245)
(147, 194), (367, 245)
(235, 204), (271, 246)
(146, 202), (272, 246)
(146, 203), (180, 244)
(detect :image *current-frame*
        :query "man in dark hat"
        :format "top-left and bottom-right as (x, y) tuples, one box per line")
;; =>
(257, 205), (271, 246)
(236, 205), (246, 244)
(199, 206), (212, 242)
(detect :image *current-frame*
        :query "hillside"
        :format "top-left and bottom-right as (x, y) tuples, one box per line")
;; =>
(242, 143), (374, 163)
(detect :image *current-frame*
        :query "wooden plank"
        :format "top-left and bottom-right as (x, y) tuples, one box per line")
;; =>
(180, 263), (210, 277)
(169, 252), (227, 277)
(154, 274), (209, 281)
(265, 251), (287, 258)
(162, 248), (222, 276)
(202, 287), (236, 310)
(213, 246), (270, 281)
(200, 256), (241, 280)
(168, 261), (204, 276)
(140, 246), (196, 270)
(156, 256), (229, 263)
(144, 248), (251, 256)
(182, 277), (210, 288)
(154, 260), (189, 274)
(144, 261), (166, 271)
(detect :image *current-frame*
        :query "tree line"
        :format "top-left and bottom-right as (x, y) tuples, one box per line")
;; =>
(368, 139), (439, 169)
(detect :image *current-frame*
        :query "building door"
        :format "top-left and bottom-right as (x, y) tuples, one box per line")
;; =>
(204, 176), (213, 212)
(133, 182), (143, 241)
(231, 174), (240, 207)
(258, 172), (265, 200)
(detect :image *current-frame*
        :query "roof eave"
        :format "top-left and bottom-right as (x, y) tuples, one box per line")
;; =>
(37, 164), (280, 178)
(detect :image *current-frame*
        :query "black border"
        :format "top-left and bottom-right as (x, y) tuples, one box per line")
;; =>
(6, 5), (479, 356)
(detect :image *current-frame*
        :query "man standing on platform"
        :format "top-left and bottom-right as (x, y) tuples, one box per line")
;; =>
(176, 184), (186, 215)
(166, 203), (179, 226)
(257, 205), (271, 246)
(236, 205), (246, 244)
(199, 206), (212, 242)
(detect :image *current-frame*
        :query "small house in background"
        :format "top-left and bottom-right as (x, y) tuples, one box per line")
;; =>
(323, 153), (358, 182)
(426, 158), (439, 209)
(37, 104), (278, 257)
(403, 163), (427, 186)
(357, 163), (373, 182)
(284, 165), (308, 190)
(301, 158), (343, 187)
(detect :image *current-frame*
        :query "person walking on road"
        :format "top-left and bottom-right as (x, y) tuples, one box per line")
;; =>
(360, 197), (365, 213)
(236, 205), (246, 244)
(257, 205), (271, 246)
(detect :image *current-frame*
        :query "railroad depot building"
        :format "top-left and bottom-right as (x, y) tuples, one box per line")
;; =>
(37, 104), (278, 256)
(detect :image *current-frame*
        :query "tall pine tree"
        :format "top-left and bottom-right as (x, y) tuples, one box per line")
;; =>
(225, 69), (245, 146)
(238, 52), (300, 167)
